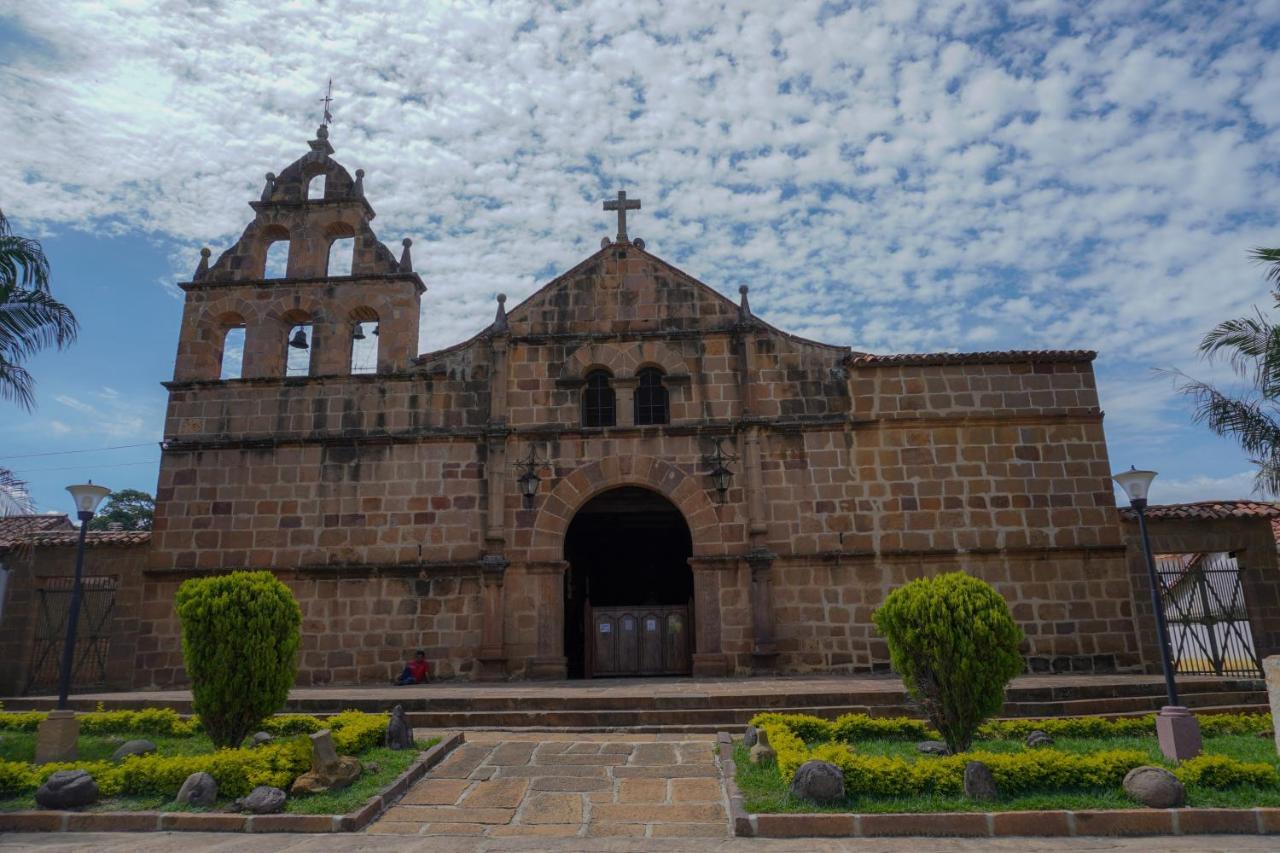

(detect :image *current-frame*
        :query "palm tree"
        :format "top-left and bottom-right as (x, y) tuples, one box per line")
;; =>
(0, 208), (79, 514)
(1174, 247), (1280, 495)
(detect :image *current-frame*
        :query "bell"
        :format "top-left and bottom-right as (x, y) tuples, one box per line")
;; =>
(289, 328), (309, 350)
(352, 325), (366, 341)
(372, 325), (380, 337)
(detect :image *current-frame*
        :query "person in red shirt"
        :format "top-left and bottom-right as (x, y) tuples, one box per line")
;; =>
(395, 650), (431, 685)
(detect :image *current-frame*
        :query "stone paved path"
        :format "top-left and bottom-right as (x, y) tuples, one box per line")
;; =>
(367, 732), (727, 839)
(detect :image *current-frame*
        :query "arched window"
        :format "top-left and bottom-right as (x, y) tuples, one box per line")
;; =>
(582, 370), (615, 428)
(219, 326), (246, 380)
(285, 323), (313, 377)
(350, 308), (379, 375)
(327, 236), (355, 276)
(634, 367), (669, 425)
(264, 238), (289, 279)
(307, 174), (326, 200)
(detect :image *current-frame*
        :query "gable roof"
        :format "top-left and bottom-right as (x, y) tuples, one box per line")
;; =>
(1118, 501), (1280, 521)
(0, 514), (76, 537)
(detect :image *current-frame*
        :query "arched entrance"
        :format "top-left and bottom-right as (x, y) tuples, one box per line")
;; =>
(563, 486), (694, 678)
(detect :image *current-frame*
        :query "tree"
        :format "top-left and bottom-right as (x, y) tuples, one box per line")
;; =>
(88, 489), (155, 531)
(176, 571), (301, 748)
(1172, 247), (1280, 495)
(0, 209), (79, 516)
(872, 572), (1025, 754)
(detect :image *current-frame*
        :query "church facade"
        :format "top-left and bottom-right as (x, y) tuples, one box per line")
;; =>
(132, 127), (1139, 686)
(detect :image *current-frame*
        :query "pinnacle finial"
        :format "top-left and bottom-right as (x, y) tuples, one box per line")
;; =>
(194, 247), (211, 281)
(260, 173), (276, 202)
(738, 285), (752, 323)
(398, 238), (413, 273)
(493, 293), (509, 333)
(352, 168), (365, 198)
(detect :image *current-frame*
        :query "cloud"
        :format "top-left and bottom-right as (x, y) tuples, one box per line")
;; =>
(2, 0), (1278, 489)
(52, 388), (156, 439)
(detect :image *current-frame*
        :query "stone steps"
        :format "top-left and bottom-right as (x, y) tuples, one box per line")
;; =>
(401, 686), (1269, 731)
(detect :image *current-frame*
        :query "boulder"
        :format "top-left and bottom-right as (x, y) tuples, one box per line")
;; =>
(1025, 730), (1055, 748)
(963, 761), (998, 801)
(175, 771), (217, 806)
(788, 760), (845, 804)
(916, 740), (950, 756)
(385, 705), (414, 751)
(749, 728), (776, 765)
(35, 769), (99, 809)
(249, 731), (275, 748)
(234, 785), (286, 814)
(289, 729), (362, 795)
(743, 725), (759, 748)
(1123, 766), (1185, 809)
(111, 739), (157, 762)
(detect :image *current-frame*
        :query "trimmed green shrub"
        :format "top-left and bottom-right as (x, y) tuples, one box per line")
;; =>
(872, 572), (1024, 753)
(175, 571), (302, 748)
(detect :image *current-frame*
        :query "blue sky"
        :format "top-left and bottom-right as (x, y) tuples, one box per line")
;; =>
(2, 0), (1280, 514)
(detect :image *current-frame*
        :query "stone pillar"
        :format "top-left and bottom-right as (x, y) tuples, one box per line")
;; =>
(1266, 655), (1280, 757)
(474, 555), (509, 680)
(613, 376), (638, 427)
(690, 558), (729, 676)
(747, 547), (779, 673)
(743, 423), (768, 545)
(35, 710), (78, 764)
(527, 561), (569, 679)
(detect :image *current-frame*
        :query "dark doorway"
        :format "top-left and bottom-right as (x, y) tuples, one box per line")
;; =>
(563, 486), (694, 678)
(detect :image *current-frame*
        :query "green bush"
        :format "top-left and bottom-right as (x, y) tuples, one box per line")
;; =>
(872, 572), (1025, 753)
(175, 571), (302, 748)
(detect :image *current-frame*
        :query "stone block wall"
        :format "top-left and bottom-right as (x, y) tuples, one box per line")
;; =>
(132, 569), (485, 688)
(0, 542), (149, 695)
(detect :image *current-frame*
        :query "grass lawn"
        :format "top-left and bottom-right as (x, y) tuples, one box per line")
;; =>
(0, 734), (440, 814)
(735, 735), (1280, 814)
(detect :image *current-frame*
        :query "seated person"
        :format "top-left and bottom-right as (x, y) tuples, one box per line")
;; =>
(395, 650), (431, 685)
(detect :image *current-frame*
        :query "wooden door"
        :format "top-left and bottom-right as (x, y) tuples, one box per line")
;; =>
(589, 603), (690, 676)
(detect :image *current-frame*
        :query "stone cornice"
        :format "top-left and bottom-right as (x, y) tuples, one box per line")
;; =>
(179, 271), (425, 295)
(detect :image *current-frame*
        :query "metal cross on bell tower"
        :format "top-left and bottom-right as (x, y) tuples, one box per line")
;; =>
(319, 78), (335, 127)
(603, 190), (641, 244)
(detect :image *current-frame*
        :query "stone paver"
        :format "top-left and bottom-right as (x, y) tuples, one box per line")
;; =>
(365, 731), (728, 838)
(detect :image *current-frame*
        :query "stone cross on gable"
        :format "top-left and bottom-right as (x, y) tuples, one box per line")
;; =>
(319, 78), (334, 126)
(603, 190), (641, 244)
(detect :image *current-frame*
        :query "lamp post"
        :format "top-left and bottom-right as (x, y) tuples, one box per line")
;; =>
(58, 482), (111, 709)
(1113, 466), (1201, 761)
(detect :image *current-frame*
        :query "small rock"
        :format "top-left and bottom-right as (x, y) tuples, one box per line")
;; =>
(385, 705), (414, 751)
(249, 731), (274, 748)
(364, 762), (380, 774)
(1025, 730), (1054, 748)
(1258, 729), (1274, 740)
(289, 730), (362, 795)
(789, 759), (845, 803)
(235, 785), (286, 814)
(749, 729), (776, 765)
(963, 760), (998, 801)
(35, 769), (99, 809)
(176, 771), (217, 806)
(916, 740), (950, 756)
(743, 725), (759, 748)
(111, 739), (156, 762)
(1123, 765), (1185, 809)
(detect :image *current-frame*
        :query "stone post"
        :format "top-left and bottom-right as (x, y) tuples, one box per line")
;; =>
(475, 555), (509, 680)
(747, 547), (779, 673)
(613, 376), (638, 427)
(690, 558), (729, 676)
(35, 710), (78, 764)
(527, 561), (569, 679)
(1266, 655), (1280, 757)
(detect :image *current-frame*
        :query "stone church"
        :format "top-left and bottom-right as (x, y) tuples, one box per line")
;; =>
(4, 126), (1161, 689)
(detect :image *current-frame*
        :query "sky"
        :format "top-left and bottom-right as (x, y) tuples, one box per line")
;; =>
(1, 0), (1279, 515)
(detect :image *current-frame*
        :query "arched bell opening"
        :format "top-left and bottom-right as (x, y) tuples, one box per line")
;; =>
(563, 486), (693, 679)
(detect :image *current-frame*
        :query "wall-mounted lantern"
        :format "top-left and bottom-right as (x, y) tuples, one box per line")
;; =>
(514, 445), (549, 508)
(703, 438), (738, 503)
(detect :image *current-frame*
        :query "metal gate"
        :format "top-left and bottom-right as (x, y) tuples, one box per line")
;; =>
(1155, 553), (1262, 677)
(24, 576), (117, 693)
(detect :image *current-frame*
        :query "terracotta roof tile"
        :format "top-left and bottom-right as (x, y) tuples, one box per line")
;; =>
(0, 529), (151, 550)
(847, 350), (1096, 367)
(0, 514), (76, 537)
(1119, 500), (1280, 521)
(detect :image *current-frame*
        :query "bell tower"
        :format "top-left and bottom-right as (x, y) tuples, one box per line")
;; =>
(171, 125), (424, 382)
